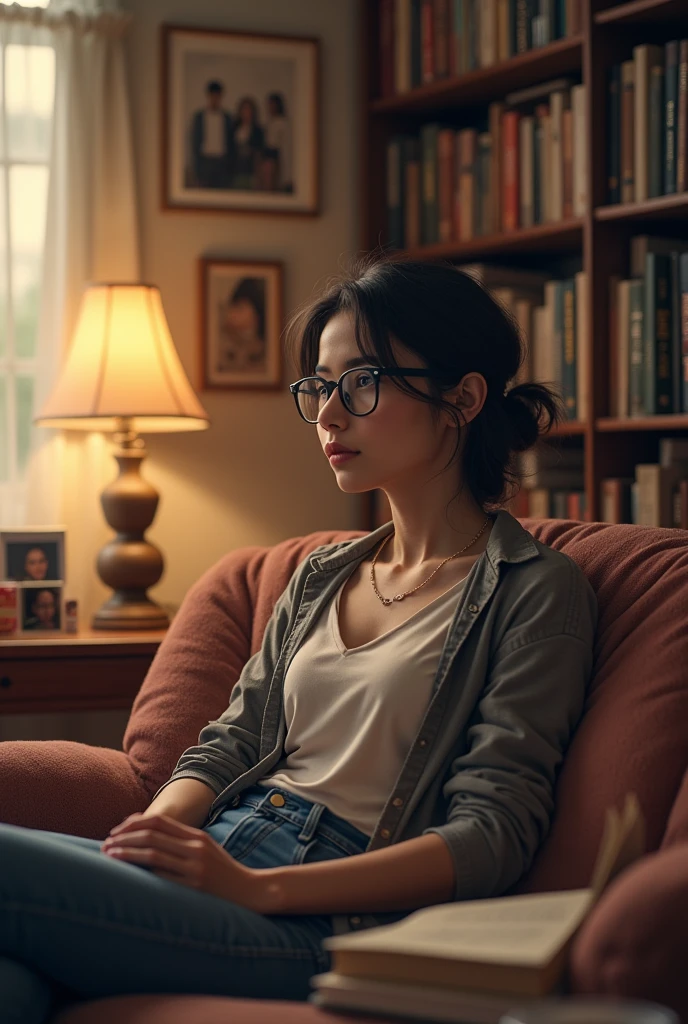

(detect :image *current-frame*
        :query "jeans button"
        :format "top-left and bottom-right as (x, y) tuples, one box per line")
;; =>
(269, 793), (285, 807)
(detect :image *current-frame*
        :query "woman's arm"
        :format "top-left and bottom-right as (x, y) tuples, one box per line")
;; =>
(140, 778), (217, 828)
(258, 833), (455, 915)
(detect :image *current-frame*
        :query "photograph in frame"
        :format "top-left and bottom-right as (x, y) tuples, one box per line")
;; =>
(20, 582), (63, 633)
(199, 258), (283, 390)
(162, 25), (319, 215)
(0, 528), (66, 583)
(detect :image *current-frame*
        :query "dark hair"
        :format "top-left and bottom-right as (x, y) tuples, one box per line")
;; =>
(228, 277), (266, 339)
(268, 92), (286, 116)
(285, 253), (565, 512)
(206, 80), (224, 94)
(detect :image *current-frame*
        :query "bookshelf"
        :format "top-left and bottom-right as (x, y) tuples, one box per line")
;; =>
(359, 0), (688, 530)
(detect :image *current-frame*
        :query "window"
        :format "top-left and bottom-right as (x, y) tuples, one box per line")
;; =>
(0, 0), (54, 519)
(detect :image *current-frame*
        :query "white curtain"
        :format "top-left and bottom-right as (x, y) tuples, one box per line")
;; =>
(4, 0), (140, 622)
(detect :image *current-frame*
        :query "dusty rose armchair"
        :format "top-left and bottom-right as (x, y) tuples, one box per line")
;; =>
(1, 518), (687, 1024)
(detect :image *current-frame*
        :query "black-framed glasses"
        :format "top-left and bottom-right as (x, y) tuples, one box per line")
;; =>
(289, 366), (437, 423)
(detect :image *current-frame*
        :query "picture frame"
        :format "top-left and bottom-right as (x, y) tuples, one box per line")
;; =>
(199, 257), (284, 390)
(161, 24), (320, 216)
(20, 582), (63, 634)
(0, 527), (66, 584)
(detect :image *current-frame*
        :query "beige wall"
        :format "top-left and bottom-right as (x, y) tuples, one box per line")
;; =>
(124, 0), (362, 618)
(0, 0), (361, 745)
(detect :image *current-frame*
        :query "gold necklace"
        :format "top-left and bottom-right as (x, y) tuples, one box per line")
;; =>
(370, 517), (491, 607)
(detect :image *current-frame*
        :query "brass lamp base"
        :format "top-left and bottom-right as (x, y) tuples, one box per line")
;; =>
(93, 421), (170, 631)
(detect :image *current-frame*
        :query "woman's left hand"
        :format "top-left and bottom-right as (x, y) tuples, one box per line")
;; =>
(100, 814), (272, 913)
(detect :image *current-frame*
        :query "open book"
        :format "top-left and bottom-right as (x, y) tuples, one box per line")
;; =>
(312, 794), (644, 1010)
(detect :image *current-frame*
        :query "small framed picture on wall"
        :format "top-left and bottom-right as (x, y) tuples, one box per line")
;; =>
(199, 258), (284, 391)
(161, 24), (320, 215)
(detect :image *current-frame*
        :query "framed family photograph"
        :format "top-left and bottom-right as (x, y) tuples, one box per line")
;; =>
(199, 258), (283, 391)
(161, 25), (320, 215)
(0, 528), (65, 584)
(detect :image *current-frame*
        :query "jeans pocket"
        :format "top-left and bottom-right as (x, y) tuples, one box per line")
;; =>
(219, 812), (283, 862)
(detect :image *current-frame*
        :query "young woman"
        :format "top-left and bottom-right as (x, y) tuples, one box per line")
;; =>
(0, 257), (597, 1022)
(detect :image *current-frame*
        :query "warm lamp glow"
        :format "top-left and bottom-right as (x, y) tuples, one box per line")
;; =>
(35, 283), (210, 432)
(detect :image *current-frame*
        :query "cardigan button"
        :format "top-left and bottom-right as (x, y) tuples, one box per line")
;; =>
(380, 828), (391, 840)
(468, 603), (479, 613)
(392, 798), (403, 808)
(418, 739), (427, 747)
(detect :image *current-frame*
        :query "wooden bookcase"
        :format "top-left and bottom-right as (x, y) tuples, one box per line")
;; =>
(359, 0), (688, 530)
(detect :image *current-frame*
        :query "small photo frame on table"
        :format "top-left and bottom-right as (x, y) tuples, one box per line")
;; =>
(0, 528), (65, 583)
(162, 24), (319, 215)
(21, 583), (63, 633)
(199, 258), (283, 390)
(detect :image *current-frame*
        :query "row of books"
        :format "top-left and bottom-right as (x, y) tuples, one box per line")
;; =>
(386, 79), (587, 248)
(609, 236), (688, 417)
(379, 0), (584, 98)
(607, 41), (688, 205)
(462, 263), (588, 421)
(508, 438), (688, 527)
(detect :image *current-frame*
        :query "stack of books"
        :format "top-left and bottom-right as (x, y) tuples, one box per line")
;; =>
(379, 0), (584, 99)
(386, 78), (587, 248)
(516, 445), (585, 520)
(602, 438), (688, 528)
(608, 236), (688, 418)
(310, 795), (644, 1024)
(606, 41), (688, 206)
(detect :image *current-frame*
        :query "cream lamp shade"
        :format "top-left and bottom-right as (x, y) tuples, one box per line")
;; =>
(35, 283), (210, 432)
(34, 282), (210, 632)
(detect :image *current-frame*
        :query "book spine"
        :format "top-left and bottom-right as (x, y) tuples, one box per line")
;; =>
(648, 61), (665, 199)
(421, 0), (435, 83)
(550, 90), (566, 221)
(677, 40), (688, 192)
(643, 252), (673, 414)
(502, 110), (520, 232)
(629, 278), (645, 417)
(458, 127), (477, 240)
(562, 105), (573, 219)
(620, 60), (635, 204)
(616, 278), (631, 418)
(682, 252), (688, 413)
(488, 101), (504, 234)
(575, 270), (588, 420)
(438, 127), (456, 241)
(497, 0), (510, 62)
(387, 137), (405, 248)
(449, 0), (462, 77)
(607, 64), (621, 204)
(515, 0), (530, 54)
(421, 123), (439, 244)
(411, 0), (423, 87)
(477, 131), (492, 236)
(665, 40), (679, 194)
(462, 0), (472, 73)
(572, 84), (587, 216)
(562, 278), (576, 418)
(480, 0), (497, 67)
(468, 0), (478, 71)
(534, 102), (545, 223)
(670, 250), (682, 414)
(552, 279), (564, 396)
(404, 137), (421, 248)
(601, 479), (621, 524)
(676, 479), (688, 530)
(520, 115), (535, 228)
(434, 0), (450, 78)
(395, 0), (412, 93)
(634, 45), (664, 202)
(380, 0), (396, 98)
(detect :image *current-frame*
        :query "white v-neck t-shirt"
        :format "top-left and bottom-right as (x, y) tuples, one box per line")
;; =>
(257, 570), (469, 836)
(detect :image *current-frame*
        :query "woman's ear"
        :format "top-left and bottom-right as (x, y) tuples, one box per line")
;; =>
(444, 373), (488, 427)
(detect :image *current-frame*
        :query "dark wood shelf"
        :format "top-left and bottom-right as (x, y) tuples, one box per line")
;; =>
(596, 415), (688, 432)
(399, 219), (584, 262)
(551, 421), (587, 437)
(370, 35), (583, 114)
(595, 192), (688, 222)
(594, 0), (688, 27)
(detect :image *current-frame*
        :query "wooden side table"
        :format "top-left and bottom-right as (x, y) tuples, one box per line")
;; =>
(0, 629), (165, 715)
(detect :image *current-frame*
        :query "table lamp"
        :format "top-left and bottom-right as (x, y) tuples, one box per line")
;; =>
(34, 283), (210, 631)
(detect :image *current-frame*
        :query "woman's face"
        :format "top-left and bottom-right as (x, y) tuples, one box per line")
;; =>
(314, 312), (458, 498)
(239, 101), (253, 124)
(32, 590), (56, 627)
(224, 298), (260, 338)
(24, 548), (48, 580)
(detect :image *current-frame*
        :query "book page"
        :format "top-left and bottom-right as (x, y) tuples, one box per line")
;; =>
(325, 889), (594, 967)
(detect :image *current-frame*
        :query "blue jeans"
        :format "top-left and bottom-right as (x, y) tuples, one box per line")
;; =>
(0, 784), (370, 1024)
